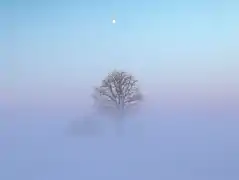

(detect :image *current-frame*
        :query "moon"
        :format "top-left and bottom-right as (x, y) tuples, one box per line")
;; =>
(112, 19), (116, 24)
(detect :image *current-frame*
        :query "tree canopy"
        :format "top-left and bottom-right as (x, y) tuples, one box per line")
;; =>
(92, 70), (143, 119)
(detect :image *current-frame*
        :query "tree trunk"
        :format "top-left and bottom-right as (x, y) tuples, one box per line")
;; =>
(115, 114), (124, 136)
(115, 96), (125, 136)
(115, 108), (124, 136)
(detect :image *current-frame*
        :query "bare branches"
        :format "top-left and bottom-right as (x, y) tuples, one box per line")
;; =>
(124, 92), (142, 104)
(92, 70), (143, 118)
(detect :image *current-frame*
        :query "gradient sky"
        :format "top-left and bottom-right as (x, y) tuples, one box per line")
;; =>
(1, 0), (239, 112)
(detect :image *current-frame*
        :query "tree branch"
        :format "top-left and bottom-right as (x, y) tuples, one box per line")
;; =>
(93, 70), (143, 118)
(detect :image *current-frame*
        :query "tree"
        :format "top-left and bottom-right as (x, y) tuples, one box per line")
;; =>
(92, 70), (143, 120)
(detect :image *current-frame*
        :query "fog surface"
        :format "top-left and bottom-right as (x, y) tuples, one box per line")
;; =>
(1, 109), (238, 180)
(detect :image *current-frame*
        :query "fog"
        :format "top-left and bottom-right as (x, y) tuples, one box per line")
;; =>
(1, 108), (239, 180)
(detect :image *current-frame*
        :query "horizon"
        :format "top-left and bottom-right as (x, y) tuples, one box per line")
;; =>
(1, 0), (239, 115)
(1, 1), (239, 180)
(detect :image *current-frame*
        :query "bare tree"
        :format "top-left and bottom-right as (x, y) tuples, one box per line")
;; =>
(92, 70), (143, 120)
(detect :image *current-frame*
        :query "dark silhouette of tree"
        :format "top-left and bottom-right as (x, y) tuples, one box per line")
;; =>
(92, 70), (143, 119)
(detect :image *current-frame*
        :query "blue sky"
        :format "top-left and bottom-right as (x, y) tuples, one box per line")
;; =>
(1, 0), (239, 111)
(0, 2), (239, 179)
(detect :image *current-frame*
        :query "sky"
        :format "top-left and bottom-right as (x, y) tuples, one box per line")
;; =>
(0, 1), (239, 179)
(1, 0), (239, 113)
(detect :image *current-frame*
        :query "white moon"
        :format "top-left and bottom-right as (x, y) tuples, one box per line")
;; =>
(112, 19), (116, 24)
